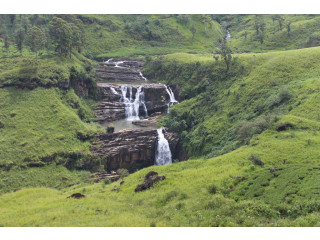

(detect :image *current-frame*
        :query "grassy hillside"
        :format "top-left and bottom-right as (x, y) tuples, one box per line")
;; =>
(221, 14), (320, 52)
(0, 125), (320, 226)
(144, 47), (320, 158)
(0, 87), (102, 170)
(0, 14), (223, 59)
(1, 47), (320, 226)
(81, 14), (223, 58)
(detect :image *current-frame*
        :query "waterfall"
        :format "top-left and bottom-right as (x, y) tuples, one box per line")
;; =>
(155, 128), (172, 165)
(115, 61), (125, 68)
(226, 30), (231, 40)
(139, 72), (148, 81)
(165, 85), (178, 113)
(120, 85), (148, 121)
(105, 58), (113, 63)
(110, 87), (120, 95)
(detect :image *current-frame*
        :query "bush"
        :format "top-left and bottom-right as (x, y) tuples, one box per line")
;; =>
(248, 154), (264, 167)
(208, 184), (218, 194)
(103, 178), (112, 185)
(278, 87), (291, 102)
(117, 168), (129, 179)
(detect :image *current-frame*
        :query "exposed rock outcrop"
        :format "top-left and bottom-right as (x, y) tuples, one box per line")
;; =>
(90, 128), (183, 172)
(135, 171), (166, 192)
(68, 193), (86, 199)
(90, 171), (121, 183)
(91, 129), (158, 172)
(95, 59), (145, 82)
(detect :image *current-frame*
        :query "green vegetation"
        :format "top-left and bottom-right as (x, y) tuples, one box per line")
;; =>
(1, 14), (320, 227)
(0, 87), (101, 170)
(219, 14), (320, 52)
(0, 165), (91, 194)
(145, 47), (320, 158)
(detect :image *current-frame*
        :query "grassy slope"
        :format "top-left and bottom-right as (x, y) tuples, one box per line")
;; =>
(1, 47), (320, 226)
(82, 14), (222, 57)
(226, 14), (320, 52)
(0, 87), (101, 167)
(0, 165), (92, 195)
(145, 47), (320, 158)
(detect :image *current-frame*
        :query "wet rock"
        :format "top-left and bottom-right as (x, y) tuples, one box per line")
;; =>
(107, 126), (115, 134)
(94, 83), (171, 122)
(95, 59), (145, 82)
(68, 193), (86, 199)
(91, 128), (183, 172)
(135, 171), (166, 192)
(94, 101), (125, 123)
(91, 129), (158, 172)
(132, 114), (165, 128)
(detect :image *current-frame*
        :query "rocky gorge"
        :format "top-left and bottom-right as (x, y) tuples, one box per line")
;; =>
(90, 58), (187, 172)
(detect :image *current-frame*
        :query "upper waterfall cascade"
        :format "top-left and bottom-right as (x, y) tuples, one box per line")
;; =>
(118, 85), (148, 121)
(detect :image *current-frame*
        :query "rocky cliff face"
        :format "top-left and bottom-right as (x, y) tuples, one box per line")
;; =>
(90, 58), (187, 172)
(94, 83), (170, 122)
(91, 129), (157, 172)
(95, 59), (144, 82)
(90, 128), (183, 172)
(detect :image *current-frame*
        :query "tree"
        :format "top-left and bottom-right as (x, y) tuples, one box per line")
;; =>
(274, 15), (285, 31)
(286, 21), (292, 36)
(25, 26), (46, 64)
(4, 35), (9, 51)
(215, 38), (232, 72)
(3, 28), (9, 51)
(201, 15), (211, 35)
(190, 24), (196, 42)
(22, 16), (28, 33)
(49, 16), (85, 58)
(14, 28), (25, 55)
(243, 31), (248, 40)
(49, 17), (72, 57)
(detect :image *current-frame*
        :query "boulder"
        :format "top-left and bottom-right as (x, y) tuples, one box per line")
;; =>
(135, 171), (166, 192)
(68, 193), (86, 199)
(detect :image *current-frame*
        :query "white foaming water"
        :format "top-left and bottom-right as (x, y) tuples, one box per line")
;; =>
(165, 85), (178, 113)
(155, 128), (172, 165)
(139, 72), (148, 81)
(105, 58), (113, 63)
(120, 85), (148, 121)
(226, 30), (231, 40)
(115, 61), (125, 68)
(110, 87), (120, 95)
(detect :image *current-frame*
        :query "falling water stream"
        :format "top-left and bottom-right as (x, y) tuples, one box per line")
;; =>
(155, 128), (172, 165)
(119, 85), (148, 121)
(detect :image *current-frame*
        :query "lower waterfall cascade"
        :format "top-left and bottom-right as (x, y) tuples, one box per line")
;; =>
(155, 128), (172, 165)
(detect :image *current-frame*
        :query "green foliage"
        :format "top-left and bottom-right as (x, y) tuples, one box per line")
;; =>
(0, 87), (102, 169)
(117, 168), (129, 179)
(215, 38), (232, 71)
(14, 28), (25, 55)
(0, 165), (91, 194)
(49, 16), (85, 58)
(103, 178), (112, 185)
(146, 46), (320, 158)
(25, 26), (46, 63)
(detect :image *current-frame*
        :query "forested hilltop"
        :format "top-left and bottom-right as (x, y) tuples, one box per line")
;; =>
(1, 14), (320, 227)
